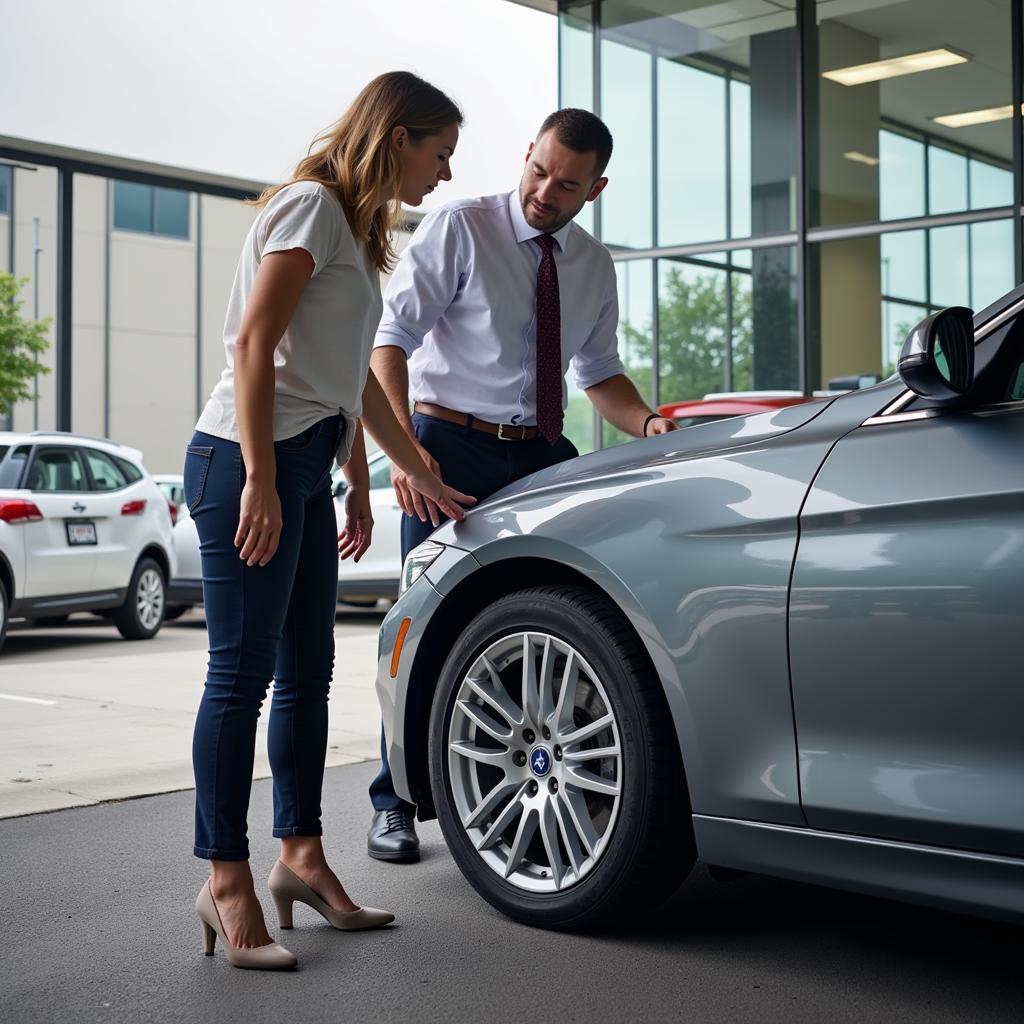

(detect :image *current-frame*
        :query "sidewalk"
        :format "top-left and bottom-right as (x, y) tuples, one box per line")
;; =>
(0, 610), (384, 819)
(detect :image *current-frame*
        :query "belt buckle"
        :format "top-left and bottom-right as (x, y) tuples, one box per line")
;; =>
(497, 423), (524, 441)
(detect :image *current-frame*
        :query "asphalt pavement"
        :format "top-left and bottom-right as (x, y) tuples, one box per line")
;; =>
(1, 760), (1020, 1024)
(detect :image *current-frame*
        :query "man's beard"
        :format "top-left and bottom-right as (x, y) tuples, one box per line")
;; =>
(520, 191), (576, 234)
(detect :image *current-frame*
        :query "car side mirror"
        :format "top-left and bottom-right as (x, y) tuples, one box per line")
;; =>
(332, 478), (348, 498)
(898, 306), (975, 404)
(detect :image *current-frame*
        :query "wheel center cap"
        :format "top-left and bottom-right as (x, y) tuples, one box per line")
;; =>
(529, 746), (552, 777)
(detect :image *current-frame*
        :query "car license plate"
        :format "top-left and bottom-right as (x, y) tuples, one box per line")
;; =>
(66, 520), (97, 546)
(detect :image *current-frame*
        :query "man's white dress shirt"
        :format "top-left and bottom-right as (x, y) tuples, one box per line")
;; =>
(373, 190), (624, 426)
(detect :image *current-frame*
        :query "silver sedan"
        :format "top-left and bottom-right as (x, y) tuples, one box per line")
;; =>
(377, 291), (1024, 931)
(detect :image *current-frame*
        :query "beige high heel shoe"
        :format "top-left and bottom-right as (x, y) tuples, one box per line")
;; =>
(268, 860), (395, 931)
(195, 880), (297, 970)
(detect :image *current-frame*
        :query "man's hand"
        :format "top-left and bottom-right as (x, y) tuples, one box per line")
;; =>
(337, 485), (374, 562)
(645, 416), (678, 436)
(391, 443), (443, 523)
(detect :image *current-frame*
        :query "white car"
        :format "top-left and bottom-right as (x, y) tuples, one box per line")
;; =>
(160, 449), (403, 615)
(0, 432), (177, 652)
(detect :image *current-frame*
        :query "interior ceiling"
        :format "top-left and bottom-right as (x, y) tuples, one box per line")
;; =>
(601, 0), (1013, 162)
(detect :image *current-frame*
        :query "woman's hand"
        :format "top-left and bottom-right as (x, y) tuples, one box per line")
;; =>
(390, 443), (443, 523)
(337, 485), (374, 562)
(405, 469), (476, 528)
(235, 478), (283, 567)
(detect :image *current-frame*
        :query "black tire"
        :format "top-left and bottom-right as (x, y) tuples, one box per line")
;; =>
(162, 605), (191, 621)
(0, 579), (8, 654)
(114, 558), (165, 640)
(428, 585), (695, 931)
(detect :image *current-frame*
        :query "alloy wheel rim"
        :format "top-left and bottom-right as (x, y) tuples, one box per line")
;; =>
(136, 569), (164, 630)
(447, 631), (622, 894)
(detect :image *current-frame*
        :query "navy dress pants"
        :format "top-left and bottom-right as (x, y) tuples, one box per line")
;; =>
(368, 412), (579, 813)
(186, 415), (343, 860)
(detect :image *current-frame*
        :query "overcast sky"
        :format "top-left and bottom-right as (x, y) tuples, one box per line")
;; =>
(1, 0), (557, 209)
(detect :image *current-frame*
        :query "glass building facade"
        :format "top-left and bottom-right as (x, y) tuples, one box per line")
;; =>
(555, 0), (1022, 451)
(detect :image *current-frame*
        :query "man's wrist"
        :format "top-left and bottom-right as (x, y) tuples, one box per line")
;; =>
(641, 412), (660, 437)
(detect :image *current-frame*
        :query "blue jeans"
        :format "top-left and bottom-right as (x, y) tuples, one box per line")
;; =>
(185, 415), (343, 860)
(368, 412), (579, 813)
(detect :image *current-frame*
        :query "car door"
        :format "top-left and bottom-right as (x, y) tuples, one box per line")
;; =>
(788, 324), (1024, 858)
(80, 448), (148, 591)
(20, 445), (96, 597)
(336, 454), (402, 584)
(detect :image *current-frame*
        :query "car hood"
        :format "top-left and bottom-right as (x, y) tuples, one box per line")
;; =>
(431, 398), (834, 546)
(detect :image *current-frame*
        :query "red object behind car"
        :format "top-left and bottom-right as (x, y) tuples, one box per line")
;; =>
(658, 392), (812, 428)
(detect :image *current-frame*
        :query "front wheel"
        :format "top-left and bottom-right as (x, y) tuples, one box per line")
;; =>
(428, 585), (695, 931)
(114, 558), (165, 640)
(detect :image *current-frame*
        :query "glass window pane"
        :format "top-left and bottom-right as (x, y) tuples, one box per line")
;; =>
(879, 131), (925, 222)
(657, 258), (728, 406)
(0, 446), (30, 488)
(880, 230), (926, 302)
(600, 37), (653, 249)
(368, 456), (392, 491)
(29, 448), (86, 491)
(559, 4), (595, 236)
(969, 159), (1013, 210)
(658, 59), (726, 246)
(969, 219), (1014, 310)
(603, 260), (654, 448)
(0, 165), (9, 215)
(114, 456), (142, 484)
(882, 301), (928, 377)
(929, 224), (970, 308)
(154, 188), (190, 239)
(85, 449), (128, 491)
(813, 1), (1012, 228)
(113, 181), (152, 232)
(601, 0), (796, 247)
(928, 146), (967, 215)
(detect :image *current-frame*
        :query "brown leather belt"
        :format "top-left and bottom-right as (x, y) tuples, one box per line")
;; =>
(414, 402), (539, 441)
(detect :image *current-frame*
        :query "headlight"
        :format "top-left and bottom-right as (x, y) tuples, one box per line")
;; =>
(400, 540), (445, 594)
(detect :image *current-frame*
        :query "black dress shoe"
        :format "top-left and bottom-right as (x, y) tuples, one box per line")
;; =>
(368, 809), (420, 862)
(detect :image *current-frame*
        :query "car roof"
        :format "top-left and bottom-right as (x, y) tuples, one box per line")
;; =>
(0, 431), (145, 465)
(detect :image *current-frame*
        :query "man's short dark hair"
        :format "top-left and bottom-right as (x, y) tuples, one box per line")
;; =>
(537, 108), (613, 177)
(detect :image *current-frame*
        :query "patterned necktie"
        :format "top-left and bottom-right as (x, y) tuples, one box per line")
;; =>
(533, 234), (563, 445)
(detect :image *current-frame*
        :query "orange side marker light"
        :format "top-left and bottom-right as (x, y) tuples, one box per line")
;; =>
(390, 617), (412, 679)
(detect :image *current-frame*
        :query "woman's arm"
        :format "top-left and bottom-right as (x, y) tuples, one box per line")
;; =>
(337, 422), (373, 563)
(233, 247), (315, 566)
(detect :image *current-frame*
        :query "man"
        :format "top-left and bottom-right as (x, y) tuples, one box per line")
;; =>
(366, 108), (677, 861)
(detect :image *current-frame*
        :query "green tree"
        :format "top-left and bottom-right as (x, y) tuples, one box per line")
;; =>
(0, 273), (51, 415)
(603, 266), (752, 447)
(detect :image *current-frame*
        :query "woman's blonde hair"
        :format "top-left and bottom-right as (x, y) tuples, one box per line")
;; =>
(251, 72), (462, 272)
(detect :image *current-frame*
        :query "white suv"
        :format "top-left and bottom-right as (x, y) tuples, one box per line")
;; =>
(0, 432), (176, 652)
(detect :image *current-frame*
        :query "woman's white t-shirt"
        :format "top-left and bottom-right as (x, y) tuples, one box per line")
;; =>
(195, 181), (383, 466)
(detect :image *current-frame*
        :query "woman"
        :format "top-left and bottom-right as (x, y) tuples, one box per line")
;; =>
(184, 72), (471, 970)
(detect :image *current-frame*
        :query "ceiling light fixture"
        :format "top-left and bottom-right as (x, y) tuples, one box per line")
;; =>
(844, 151), (880, 166)
(823, 47), (968, 87)
(932, 103), (1022, 128)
